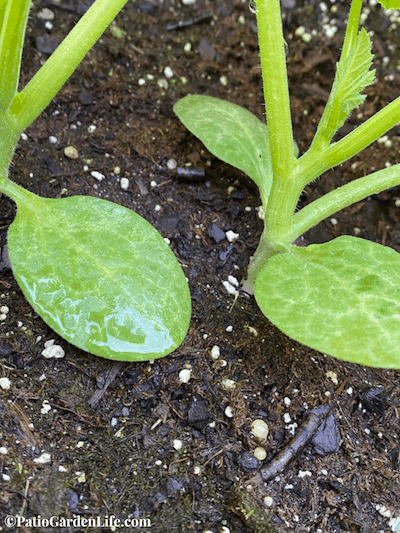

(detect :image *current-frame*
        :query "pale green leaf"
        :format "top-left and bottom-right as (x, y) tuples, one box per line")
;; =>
(8, 193), (191, 361)
(255, 236), (400, 368)
(174, 95), (273, 206)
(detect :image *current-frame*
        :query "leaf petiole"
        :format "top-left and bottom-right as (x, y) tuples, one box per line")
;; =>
(296, 92), (400, 189)
(0, 0), (30, 111)
(9, 0), (130, 134)
(341, 0), (364, 60)
(290, 165), (400, 242)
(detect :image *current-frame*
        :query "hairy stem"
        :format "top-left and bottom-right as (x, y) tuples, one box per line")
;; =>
(245, 176), (303, 290)
(0, 0), (31, 111)
(290, 165), (400, 241)
(0, 110), (20, 186)
(255, 0), (295, 182)
(0, 175), (37, 208)
(341, 0), (363, 60)
(9, 0), (129, 133)
(296, 93), (400, 188)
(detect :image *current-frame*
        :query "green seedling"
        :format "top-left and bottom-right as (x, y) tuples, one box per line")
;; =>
(174, 0), (400, 368)
(0, 0), (191, 361)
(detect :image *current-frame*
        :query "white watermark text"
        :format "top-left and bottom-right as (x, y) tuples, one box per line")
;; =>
(3, 514), (151, 529)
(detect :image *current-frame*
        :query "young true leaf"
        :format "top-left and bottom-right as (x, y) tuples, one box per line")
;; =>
(254, 236), (400, 368)
(316, 28), (375, 145)
(7, 188), (191, 361)
(335, 28), (375, 119)
(174, 95), (273, 206)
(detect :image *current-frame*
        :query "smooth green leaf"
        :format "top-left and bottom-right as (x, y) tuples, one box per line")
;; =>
(174, 95), (273, 206)
(255, 236), (400, 368)
(377, 0), (400, 8)
(7, 193), (191, 361)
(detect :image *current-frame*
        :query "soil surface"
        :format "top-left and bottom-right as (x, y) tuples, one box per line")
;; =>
(1, 1), (400, 532)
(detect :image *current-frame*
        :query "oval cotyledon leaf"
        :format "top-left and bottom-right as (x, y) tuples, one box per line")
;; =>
(174, 95), (273, 207)
(7, 191), (191, 361)
(255, 236), (400, 368)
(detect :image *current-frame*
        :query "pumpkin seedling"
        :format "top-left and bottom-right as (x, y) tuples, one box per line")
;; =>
(174, 0), (400, 368)
(0, 0), (191, 361)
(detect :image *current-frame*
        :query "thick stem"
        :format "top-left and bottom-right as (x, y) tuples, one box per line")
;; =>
(244, 230), (288, 293)
(245, 176), (303, 290)
(264, 171), (303, 242)
(255, 0), (294, 182)
(9, 0), (129, 133)
(254, 0), (298, 263)
(0, 110), (20, 186)
(290, 165), (400, 241)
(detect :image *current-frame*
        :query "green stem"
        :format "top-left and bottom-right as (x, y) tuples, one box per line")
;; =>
(304, 0), (365, 155)
(341, 0), (363, 61)
(0, 0), (31, 111)
(0, 175), (38, 208)
(244, 230), (287, 293)
(246, 176), (303, 288)
(9, 0), (129, 134)
(0, 109), (20, 186)
(255, 0), (298, 255)
(244, 0), (299, 290)
(290, 165), (400, 241)
(255, 0), (294, 182)
(326, 97), (400, 170)
(264, 171), (303, 243)
(297, 93), (400, 188)
(0, 0), (8, 29)
(247, 87), (400, 284)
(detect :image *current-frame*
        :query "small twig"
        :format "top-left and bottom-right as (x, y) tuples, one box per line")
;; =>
(176, 167), (206, 181)
(167, 13), (213, 32)
(9, 402), (38, 447)
(248, 405), (330, 486)
(88, 361), (122, 408)
(203, 448), (224, 467)
(161, 390), (185, 419)
(18, 478), (30, 519)
(203, 377), (225, 414)
(50, 402), (95, 425)
(228, 292), (239, 313)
